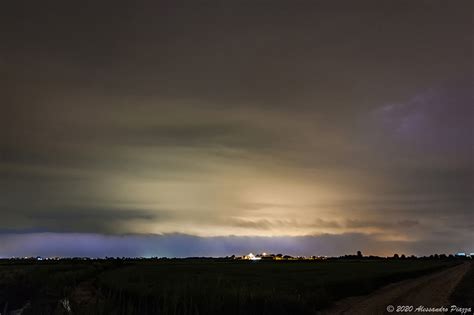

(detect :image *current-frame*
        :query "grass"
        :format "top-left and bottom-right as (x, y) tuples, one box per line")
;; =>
(96, 259), (455, 315)
(0, 259), (460, 315)
(0, 260), (111, 314)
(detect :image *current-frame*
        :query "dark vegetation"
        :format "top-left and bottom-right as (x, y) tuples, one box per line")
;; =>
(0, 258), (468, 315)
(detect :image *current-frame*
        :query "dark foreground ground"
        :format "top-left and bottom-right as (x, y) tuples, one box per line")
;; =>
(0, 258), (471, 315)
(323, 262), (471, 315)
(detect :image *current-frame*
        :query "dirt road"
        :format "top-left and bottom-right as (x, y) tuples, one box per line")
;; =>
(321, 263), (471, 315)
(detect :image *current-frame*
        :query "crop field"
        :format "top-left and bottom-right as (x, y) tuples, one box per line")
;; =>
(0, 259), (461, 315)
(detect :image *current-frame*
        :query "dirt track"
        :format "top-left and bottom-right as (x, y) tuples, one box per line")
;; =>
(321, 263), (471, 315)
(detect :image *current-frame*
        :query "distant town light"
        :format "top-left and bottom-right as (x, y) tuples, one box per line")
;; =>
(243, 253), (262, 260)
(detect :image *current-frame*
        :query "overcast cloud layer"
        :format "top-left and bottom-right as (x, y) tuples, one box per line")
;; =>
(1, 1), (472, 257)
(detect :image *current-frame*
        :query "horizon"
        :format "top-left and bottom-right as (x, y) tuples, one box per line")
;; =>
(3, 250), (473, 260)
(0, 232), (472, 259)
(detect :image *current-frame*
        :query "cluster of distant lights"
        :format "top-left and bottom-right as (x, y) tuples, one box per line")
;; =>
(245, 253), (261, 260)
(242, 252), (328, 261)
(241, 252), (474, 261)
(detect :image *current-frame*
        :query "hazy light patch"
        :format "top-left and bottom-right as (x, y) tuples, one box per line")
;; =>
(75, 142), (353, 236)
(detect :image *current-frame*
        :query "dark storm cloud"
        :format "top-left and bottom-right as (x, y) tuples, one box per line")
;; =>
(368, 82), (473, 162)
(0, 0), (472, 256)
(117, 123), (280, 149)
(2, 1), (470, 102)
(26, 206), (166, 229)
(0, 204), (172, 234)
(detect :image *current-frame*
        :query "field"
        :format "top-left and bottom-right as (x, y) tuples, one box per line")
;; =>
(0, 259), (465, 315)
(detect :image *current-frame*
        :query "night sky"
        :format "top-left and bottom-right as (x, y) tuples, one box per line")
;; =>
(1, 1), (472, 257)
